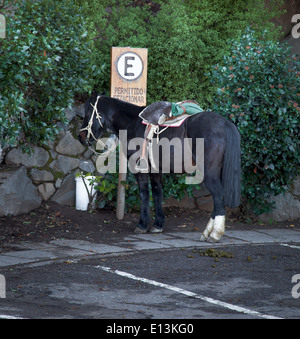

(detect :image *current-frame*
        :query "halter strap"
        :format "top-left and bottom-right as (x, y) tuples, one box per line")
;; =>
(80, 95), (107, 154)
(80, 95), (104, 143)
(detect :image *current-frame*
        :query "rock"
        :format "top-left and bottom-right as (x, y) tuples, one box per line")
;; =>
(55, 155), (79, 175)
(65, 107), (77, 122)
(0, 167), (42, 216)
(79, 159), (95, 173)
(55, 178), (63, 188)
(56, 131), (85, 156)
(292, 176), (300, 196)
(5, 146), (49, 168)
(49, 150), (58, 160)
(84, 148), (94, 159)
(30, 169), (54, 184)
(76, 104), (85, 118)
(51, 174), (75, 206)
(65, 104), (85, 121)
(38, 183), (56, 201)
(259, 192), (300, 222)
(49, 160), (57, 171)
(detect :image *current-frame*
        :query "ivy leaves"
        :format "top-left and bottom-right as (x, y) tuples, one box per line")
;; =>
(0, 0), (95, 148)
(210, 28), (300, 214)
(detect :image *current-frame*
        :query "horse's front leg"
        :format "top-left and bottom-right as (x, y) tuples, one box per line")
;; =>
(135, 173), (150, 233)
(150, 173), (165, 233)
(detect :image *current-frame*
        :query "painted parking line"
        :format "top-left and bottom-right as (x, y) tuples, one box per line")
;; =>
(0, 315), (24, 319)
(280, 243), (300, 250)
(95, 265), (282, 320)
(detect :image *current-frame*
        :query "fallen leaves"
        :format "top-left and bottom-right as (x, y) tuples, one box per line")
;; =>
(199, 248), (234, 259)
(63, 260), (74, 264)
(187, 248), (234, 261)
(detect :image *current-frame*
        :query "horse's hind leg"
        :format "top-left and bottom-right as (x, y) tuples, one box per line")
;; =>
(150, 173), (165, 233)
(200, 175), (226, 242)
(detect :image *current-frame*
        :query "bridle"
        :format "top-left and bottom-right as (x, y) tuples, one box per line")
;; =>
(80, 95), (104, 143)
(80, 95), (118, 158)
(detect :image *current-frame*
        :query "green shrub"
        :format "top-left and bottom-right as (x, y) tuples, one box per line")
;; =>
(0, 0), (95, 148)
(209, 28), (300, 214)
(146, 0), (283, 105)
(74, 0), (283, 107)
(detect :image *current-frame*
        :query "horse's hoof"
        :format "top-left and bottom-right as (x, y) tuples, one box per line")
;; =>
(206, 236), (220, 243)
(150, 226), (163, 234)
(134, 227), (147, 234)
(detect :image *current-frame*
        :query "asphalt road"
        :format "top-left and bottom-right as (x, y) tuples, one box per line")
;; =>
(0, 228), (300, 322)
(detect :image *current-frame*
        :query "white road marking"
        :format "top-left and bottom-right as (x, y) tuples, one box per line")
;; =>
(96, 265), (282, 319)
(280, 243), (300, 250)
(0, 315), (24, 319)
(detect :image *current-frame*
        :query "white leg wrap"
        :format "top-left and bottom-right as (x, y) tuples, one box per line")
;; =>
(200, 218), (214, 242)
(208, 215), (225, 242)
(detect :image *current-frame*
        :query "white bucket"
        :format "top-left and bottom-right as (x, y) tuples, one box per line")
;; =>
(75, 176), (96, 211)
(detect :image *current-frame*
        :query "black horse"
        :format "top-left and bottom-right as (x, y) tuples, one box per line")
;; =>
(79, 92), (241, 242)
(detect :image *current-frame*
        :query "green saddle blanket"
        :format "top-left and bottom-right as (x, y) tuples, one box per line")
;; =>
(171, 102), (204, 117)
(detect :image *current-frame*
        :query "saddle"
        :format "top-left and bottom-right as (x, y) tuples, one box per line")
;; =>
(136, 100), (203, 173)
(139, 100), (203, 125)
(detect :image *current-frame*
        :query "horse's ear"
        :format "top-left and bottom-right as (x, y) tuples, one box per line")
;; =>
(85, 89), (98, 112)
(91, 89), (98, 98)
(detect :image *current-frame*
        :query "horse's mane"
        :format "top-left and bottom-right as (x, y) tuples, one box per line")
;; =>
(87, 92), (144, 120)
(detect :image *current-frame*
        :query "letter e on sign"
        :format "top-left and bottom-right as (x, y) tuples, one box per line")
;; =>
(117, 52), (143, 81)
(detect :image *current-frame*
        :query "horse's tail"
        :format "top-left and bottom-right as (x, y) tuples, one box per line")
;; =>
(222, 123), (241, 208)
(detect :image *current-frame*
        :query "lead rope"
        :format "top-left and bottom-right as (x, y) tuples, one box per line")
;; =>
(149, 124), (169, 171)
(135, 123), (169, 173)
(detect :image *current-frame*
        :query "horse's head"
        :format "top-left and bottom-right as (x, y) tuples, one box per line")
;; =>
(79, 91), (106, 145)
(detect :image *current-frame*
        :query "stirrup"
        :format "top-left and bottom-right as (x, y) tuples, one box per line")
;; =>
(135, 157), (149, 173)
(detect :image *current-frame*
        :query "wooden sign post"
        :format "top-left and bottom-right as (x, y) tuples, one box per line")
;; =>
(111, 47), (148, 220)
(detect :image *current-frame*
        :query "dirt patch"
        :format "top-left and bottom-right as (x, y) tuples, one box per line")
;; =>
(0, 202), (299, 251)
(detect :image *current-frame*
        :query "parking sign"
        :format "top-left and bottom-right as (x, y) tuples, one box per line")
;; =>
(111, 47), (148, 106)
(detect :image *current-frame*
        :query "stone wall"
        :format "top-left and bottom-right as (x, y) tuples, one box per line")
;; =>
(259, 177), (300, 222)
(0, 104), (94, 216)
